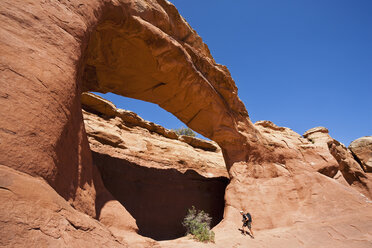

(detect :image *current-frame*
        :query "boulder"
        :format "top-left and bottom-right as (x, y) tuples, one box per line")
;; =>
(301, 126), (339, 177)
(328, 139), (372, 199)
(303, 126), (332, 146)
(302, 127), (372, 199)
(178, 135), (218, 152)
(349, 136), (372, 172)
(81, 92), (117, 118)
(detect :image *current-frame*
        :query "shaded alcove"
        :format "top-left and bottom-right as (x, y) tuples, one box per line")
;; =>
(92, 151), (229, 241)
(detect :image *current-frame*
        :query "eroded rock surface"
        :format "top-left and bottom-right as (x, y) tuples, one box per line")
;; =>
(84, 110), (226, 178)
(81, 93), (229, 240)
(328, 139), (372, 198)
(301, 127), (372, 199)
(349, 136), (372, 173)
(0, 165), (127, 248)
(1, 0), (372, 247)
(255, 122), (339, 178)
(82, 92), (220, 154)
(83, 97), (372, 247)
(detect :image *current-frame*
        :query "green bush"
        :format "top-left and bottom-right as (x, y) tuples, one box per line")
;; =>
(173, 127), (197, 137)
(182, 206), (215, 243)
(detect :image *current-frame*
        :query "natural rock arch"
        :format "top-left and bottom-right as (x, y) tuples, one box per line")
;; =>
(80, 0), (269, 169)
(2, 1), (372, 247)
(1, 0), (340, 234)
(0, 0), (270, 222)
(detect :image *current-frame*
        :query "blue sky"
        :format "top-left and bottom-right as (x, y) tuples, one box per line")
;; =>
(97, 0), (371, 146)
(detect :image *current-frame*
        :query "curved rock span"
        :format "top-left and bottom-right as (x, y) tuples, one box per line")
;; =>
(1, 0), (371, 247)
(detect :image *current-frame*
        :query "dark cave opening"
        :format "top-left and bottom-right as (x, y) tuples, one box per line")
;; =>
(92, 151), (229, 241)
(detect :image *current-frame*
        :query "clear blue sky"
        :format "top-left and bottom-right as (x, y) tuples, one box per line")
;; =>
(96, 0), (372, 146)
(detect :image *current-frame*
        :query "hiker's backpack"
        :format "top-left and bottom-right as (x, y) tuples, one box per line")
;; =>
(244, 213), (252, 222)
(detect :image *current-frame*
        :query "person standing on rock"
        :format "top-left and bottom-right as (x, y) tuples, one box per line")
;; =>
(240, 210), (254, 238)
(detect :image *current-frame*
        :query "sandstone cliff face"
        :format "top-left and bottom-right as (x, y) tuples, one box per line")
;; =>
(0, 165), (127, 248)
(1, 0), (372, 247)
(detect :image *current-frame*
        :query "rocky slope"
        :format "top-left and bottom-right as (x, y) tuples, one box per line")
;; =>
(1, 0), (371, 247)
(82, 93), (372, 247)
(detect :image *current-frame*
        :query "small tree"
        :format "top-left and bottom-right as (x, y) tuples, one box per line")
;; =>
(182, 206), (215, 243)
(173, 127), (197, 137)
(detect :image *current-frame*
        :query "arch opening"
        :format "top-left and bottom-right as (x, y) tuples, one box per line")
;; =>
(80, 92), (229, 240)
(79, 2), (261, 240)
(79, 5), (254, 156)
(92, 92), (210, 140)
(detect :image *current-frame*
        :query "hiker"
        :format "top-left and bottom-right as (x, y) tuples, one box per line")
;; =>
(240, 210), (254, 237)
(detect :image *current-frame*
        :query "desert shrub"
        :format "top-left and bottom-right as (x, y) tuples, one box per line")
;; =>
(182, 206), (215, 243)
(173, 127), (197, 137)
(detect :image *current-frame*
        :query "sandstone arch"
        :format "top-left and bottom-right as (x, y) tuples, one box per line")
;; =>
(0, 0), (268, 221)
(2, 1), (371, 246)
(80, 0), (267, 168)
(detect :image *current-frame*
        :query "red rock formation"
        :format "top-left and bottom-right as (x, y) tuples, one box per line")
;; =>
(81, 92), (219, 153)
(93, 152), (228, 240)
(80, 1), (268, 169)
(1, 0), (371, 247)
(328, 139), (372, 198)
(81, 93), (229, 241)
(82, 95), (372, 247)
(82, 102), (226, 178)
(349, 136), (372, 173)
(301, 127), (372, 199)
(0, 165), (126, 247)
(81, 93), (229, 240)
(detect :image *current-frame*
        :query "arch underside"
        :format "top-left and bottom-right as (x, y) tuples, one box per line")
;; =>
(81, 1), (266, 169)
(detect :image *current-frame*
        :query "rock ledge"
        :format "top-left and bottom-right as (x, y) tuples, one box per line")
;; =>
(81, 92), (218, 152)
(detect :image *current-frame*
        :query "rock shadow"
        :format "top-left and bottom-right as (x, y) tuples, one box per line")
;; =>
(92, 151), (228, 241)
